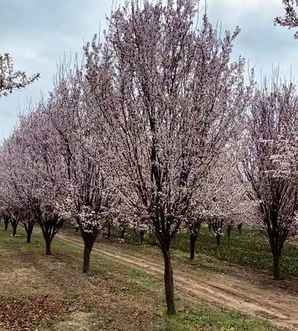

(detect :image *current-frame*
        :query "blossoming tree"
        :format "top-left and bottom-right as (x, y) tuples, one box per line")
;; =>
(0, 53), (39, 97)
(275, 0), (298, 37)
(85, 0), (249, 314)
(186, 150), (250, 258)
(11, 108), (65, 255)
(0, 133), (39, 242)
(46, 65), (118, 273)
(240, 79), (298, 280)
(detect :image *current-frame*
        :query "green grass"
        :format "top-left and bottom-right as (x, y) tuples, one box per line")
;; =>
(0, 225), (282, 331)
(83, 221), (298, 277)
(161, 308), (278, 331)
(63, 215), (298, 279)
(132, 224), (298, 278)
(170, 225), (298, 278)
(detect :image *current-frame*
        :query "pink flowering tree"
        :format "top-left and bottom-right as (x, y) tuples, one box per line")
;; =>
(275, 0), (298, 37)
(187, 151), (249, 258)
(240, 80), (298, 280)
(46, 65), (118, 273)
(114, 204), (150, 244)
(0, 135), (38, 242)
(0, 53), (39, 97)
(85, 0), (249, 314)
(0, 139), (21, 237)
(11, 108), (66, 255)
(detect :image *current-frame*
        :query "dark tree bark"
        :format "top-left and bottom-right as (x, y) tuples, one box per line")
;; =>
(268, 226), (284, 280)
(161, 246), (176, 315)
(237, 223), (243, 235)
(211, 218), (224, 248)
(45, 236), (52, 255)
(24, 222), (34, 243)
(272, 253), (281, 280)
(208, 222), (212, 232)
(80, 227), (99, 274)
(40, 219), (64, 255)
(106, 222), (111, 239)
(189, 221), (201, 260)
(216, 234), (221, 248)
(139, 230), (145, 245)
(83, 243), (92, 273)
(4, 219), (9, 231)
(10, 219), (18, 237)
(120, 226), (126, 239)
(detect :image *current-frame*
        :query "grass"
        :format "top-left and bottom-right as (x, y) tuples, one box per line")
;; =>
(0, 225), (282, 330)
(68, 223), (298, 279)
(162, 309), (278, 331)
(125, 224), (298, 278)
(169, 225), (298, 278)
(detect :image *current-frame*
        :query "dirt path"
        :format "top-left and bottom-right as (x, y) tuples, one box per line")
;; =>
(57, 235), (298, 330)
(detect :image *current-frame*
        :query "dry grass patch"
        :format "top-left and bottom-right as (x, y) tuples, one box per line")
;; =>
(0, 228), (283, 331)
(51, 312), (95, 331)
(0, 295), (65, 331)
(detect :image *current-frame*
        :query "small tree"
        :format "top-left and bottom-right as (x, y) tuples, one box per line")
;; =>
(14, 109), (65, 255)
(187, 151), (247, 258)
(240, 79), (298, 280)
(47, 65), (117, 273)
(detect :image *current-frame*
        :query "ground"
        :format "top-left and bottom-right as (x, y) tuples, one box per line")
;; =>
(0, 226), (296, 330)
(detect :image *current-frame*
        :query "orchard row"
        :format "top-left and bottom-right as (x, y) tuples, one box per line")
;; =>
(0, 0), (297, 316)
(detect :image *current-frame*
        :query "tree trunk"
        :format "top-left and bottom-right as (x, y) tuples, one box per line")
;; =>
(272, 253), (281, 280)
(4, 220), (8, 231)
(120, 227), (126, 239)
(25, 223), (34, 243)
(162, 248), (176, 315)
(189, 222), (201, 260)
(27, 230), (32, 243)
(208, 222), (212, 232)
(140, 230), (145, 245)
(227, 224), (232, 248)
(216, 234), (221, 247)
(40, 226), (53, 255)
(11, 222), (18, 236)
(45, 236), (52, 255)
(268, 230), (284, 280)
(189, 233), (198, 260)
(39, 218), (63, 256)
(237, 223), (242, 235)
(80, 226), (98, 274)
(83, 242), (92, 273)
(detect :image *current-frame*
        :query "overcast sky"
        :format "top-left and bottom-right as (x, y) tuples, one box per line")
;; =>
(0, 0), (297, 140)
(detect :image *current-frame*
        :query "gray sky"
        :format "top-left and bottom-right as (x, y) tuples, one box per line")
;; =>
(0, 0), (297, 140)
